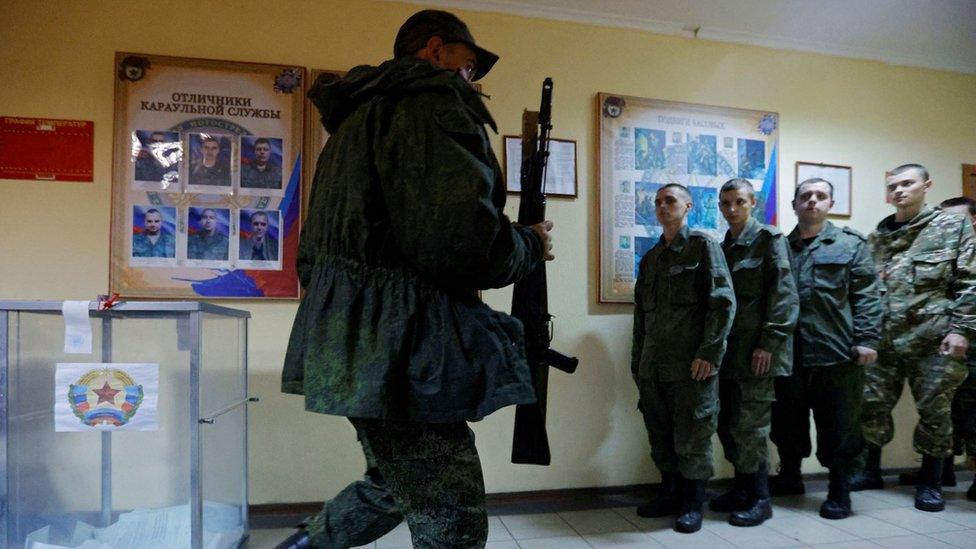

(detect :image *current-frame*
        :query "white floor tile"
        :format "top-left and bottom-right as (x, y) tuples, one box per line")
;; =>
(584, 531), (665, 548)
(612, 507), (675, 532)
(487, 516), (514, 541)
(498, 513), (576, 540)
(809, 540), (882, 548)
(559, 508), (639, 535)
(928, 529), (976, 548)
(765, 515), (859, 545)
(374, 521), (411, 548)
(865, 534), (958, 548)
(516, 535), (592, 548)
(938, 502), (976, 528)
(859, 487), (915, 506)
(706, 521), (807, 548)
(648, 527), (739, 549)
(485, 542), (520, 549)
(864, 507), (968, 534)
(825, 513), (914, 539)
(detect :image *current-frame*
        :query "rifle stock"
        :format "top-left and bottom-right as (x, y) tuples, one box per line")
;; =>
(510, 78), (579, 466)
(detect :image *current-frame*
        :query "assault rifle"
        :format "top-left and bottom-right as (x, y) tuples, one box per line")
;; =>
(511, 78), (579, 466)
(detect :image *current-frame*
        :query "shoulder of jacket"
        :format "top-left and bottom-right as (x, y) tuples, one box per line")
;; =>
(841, 226), (868, 241)
(758, 223), (784, 237)
(689, 229), (720, 244)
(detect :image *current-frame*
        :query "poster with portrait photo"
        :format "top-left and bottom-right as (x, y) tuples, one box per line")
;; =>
(184, 206), (231, 268)
(130, 205), (178, 268)
(237, 208), (281, 269)
(239, 136), (284, 195)
(184, 132), (235, 194)
(110, 52), (304, 298)
(598, 93), (779, 303)
(131, 130), (181, 191)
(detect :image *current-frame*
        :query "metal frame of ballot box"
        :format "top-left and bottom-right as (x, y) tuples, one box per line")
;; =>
(0, 301), (252, 549)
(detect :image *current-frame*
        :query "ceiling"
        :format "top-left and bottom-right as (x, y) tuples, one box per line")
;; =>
(408, 0), (976, 74)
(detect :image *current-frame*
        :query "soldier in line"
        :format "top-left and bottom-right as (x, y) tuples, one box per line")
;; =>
(632, 183), (736, 533)
(711, 179), (798, 527)
(852, 166), (976, 513)
(896, 196), (976, 502)
(769, 178), (882, 519)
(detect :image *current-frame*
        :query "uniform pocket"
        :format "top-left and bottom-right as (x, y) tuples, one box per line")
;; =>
(731, 256), (763, 298)
(813, 251), (850, 290)
(913, 250), (956, 289)
(668, 262), (700, 305)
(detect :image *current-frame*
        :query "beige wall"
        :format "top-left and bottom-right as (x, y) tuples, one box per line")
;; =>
(2, 0), (975, 504)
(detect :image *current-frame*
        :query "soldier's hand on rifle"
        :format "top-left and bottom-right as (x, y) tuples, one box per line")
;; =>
(531, 220), (555, 261)
(751, 348), (772, 375)
(690, 358), (713, 381)
(852, 346), (878, 365)
(940, 333), (969, 359)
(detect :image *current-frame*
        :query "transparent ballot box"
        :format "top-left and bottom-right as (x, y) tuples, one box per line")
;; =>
(0, 301), (251, 549)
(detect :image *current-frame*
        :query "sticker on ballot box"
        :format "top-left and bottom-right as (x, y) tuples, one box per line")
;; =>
(55, 363), (159, 432)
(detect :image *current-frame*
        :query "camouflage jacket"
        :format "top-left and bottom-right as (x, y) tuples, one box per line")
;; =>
(721, 217), (799, 378)
(788, 222), (882, 367)
(632, 225), (736, 382)
(869, 206), (976, 349)
(282, 57), (543, 422)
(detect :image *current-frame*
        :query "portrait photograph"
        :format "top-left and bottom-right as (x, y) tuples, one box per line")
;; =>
(238, 208), (281, 268)
(186, 133), (234, 191)
(130, 205), (177, 266)
(240, 136), (284, 192)
(132, 130), (181, 190)
(186, 206), (230, 263)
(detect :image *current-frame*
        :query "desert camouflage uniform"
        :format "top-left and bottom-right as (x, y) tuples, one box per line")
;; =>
(862, 207), (976, 457)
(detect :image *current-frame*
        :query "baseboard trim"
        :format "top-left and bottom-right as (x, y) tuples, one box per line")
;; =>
(248, 466), (951, 529)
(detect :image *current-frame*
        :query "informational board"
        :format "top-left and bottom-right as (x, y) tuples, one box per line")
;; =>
(598, 93), (779, 303)
(110, 52), (305, 298)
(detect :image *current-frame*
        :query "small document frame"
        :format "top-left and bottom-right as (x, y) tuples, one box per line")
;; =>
(795, 161), (852, 218)
(503, 136), (578, 198)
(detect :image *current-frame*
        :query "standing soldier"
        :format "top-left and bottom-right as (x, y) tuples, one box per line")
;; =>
(852, 166), (976, 513)
(896, 196), (976, 502)
(769, 178), (882, 520)
(632, 184), (736, 533)
(711, 179), (798, 526)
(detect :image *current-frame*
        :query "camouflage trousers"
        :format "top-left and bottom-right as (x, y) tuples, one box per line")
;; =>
(952, 371), (976, 457)
(770, 363), (864, 474)
(861, 349), (968, 457)
(306, 418), (488, 549)
(638, 376), (719, 480)
(717, 376), (775, 474)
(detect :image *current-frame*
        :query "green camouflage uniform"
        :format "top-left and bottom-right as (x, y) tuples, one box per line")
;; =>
(718, 218), (799, 474)
(952, 355), (976, 457)
(633, 225), (736, 480)
(862, 207), (976, 457)
(282, 57), (544, 548)
(770, 222), (882, 473)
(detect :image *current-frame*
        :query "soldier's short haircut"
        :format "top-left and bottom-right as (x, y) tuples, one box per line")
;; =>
(888, 163), (930, 182)
(250, 210), (269, 223)
(720, 178), (755, 197)
(794, 178), (834, 200)
(254, 137), (270, 147)
(145, 208), (161, 217)
(940, 196), (976, 216)
(659, 183), (692, 203)
(202, 136), (219, 145)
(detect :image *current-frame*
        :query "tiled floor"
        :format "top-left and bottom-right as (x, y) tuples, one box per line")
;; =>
(247, 481), (976, 548)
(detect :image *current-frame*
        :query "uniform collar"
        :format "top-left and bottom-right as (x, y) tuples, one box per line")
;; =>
(659, 224), (690, 253)
(788, 220), (838, 247)
(724, 217), (760, 248)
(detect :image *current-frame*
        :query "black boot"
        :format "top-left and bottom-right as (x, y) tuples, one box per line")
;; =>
(850, 444), (884, 491)
(674, 478), (706, 533)
(274, 527), (315, 549)
(915, 455), (945, 512)
(730, 469), (772, 527)
(638, 471), (680, 517)
(898, 467), (921, 486)
(819, 470), (852, 520)
(942, 456), (957, 487)
(709, 472), (750, 512)
(967, 480), (976, 502)
(770, 455), (805, 496)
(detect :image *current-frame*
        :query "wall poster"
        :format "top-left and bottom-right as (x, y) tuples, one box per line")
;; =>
(110, 52), (305, 299)
(598, 94), (779, 303)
